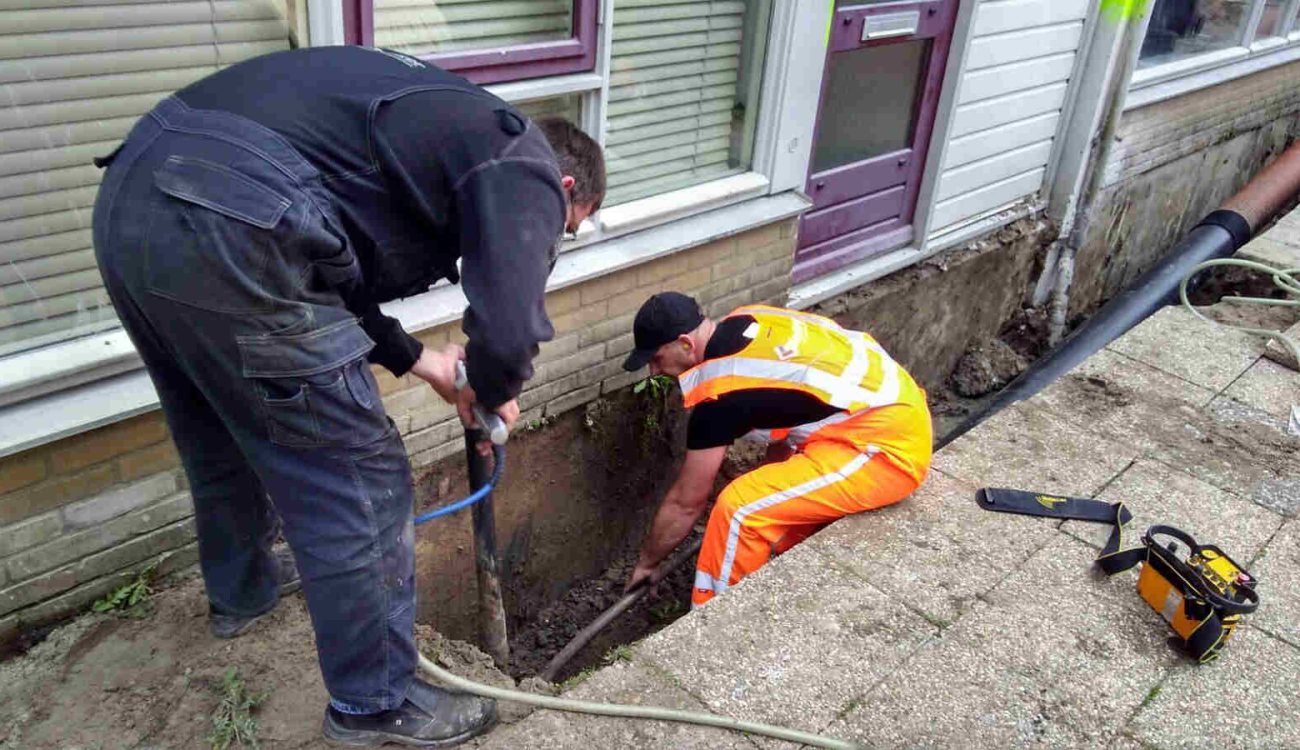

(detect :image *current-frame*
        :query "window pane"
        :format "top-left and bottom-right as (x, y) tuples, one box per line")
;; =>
(1138, 0), (1247, 68)
(0, 0), (290, 359)
(811, 40), (928, 174)
(603, 0), (771, 207)
(1253, 0), (1287, 39)
(514, 94), (582, 124)
(373, 0), (573, 56)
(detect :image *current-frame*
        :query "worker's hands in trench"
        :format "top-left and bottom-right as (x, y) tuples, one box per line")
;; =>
(625, 559), (666, 597)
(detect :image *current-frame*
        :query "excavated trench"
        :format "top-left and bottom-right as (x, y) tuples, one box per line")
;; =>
(407, 306), (1063, 683)
(414, 256), (1294, 684)
(407, 386), (772, 683)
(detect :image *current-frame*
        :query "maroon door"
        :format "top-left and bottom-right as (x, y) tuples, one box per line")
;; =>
(795, 0), (959, 282)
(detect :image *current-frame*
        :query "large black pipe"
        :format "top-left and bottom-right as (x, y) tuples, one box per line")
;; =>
(940, 138), (1300, 448)
(465, 428), (510, 669)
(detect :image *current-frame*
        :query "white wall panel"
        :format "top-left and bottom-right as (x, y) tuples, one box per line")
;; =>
(929, 0), (1087, 234)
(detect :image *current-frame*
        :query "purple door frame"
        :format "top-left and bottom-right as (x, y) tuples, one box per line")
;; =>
(342, 0), (599, 85)
(794, 0), (959, 283)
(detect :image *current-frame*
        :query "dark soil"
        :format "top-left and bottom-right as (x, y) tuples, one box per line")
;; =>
(505, 442), (763, 681)
(507, 525), (704, 681)
(934, 305), (1053, 440)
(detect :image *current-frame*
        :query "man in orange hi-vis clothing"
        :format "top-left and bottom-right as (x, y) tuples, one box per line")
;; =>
(621, 292), (931, 607)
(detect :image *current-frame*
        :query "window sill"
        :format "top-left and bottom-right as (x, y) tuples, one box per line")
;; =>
(1127, 39), (1300, 110)
(0, 188), (809, 458)
(787, 198), (1045, 310)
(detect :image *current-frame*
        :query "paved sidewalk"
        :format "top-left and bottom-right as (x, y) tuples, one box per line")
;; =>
(478, 217), (1300, 749)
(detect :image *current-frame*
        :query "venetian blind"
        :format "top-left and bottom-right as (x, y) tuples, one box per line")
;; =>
(604, 0), (749, 206)
(0, 0), (290, 356)
(374, 0), (573, 56)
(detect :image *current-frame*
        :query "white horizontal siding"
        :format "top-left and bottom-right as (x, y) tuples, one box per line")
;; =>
(931, 167), (1046, 230)
(0, 0), (289, 356)
(930, 0), (1088, 234)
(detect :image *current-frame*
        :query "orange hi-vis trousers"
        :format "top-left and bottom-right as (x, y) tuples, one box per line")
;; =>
(691, 399), (932, 607)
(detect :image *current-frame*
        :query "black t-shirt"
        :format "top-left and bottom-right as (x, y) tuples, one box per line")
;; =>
(685, 316), (840, 450)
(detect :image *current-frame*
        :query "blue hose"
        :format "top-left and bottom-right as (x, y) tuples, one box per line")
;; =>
(413, 444), (505, 525)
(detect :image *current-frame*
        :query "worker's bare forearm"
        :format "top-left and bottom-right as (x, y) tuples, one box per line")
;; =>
(637, 483), (708, 568)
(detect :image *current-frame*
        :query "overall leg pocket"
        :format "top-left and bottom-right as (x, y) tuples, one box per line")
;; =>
(145, 154), (293, 313)
(240, 318), (391, 448)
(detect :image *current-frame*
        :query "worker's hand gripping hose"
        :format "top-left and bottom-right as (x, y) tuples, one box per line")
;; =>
(416, 653), (864, 750)
(455, 360), (509, 445)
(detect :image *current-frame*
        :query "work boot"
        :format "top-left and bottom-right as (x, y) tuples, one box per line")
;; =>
(322, 678), (498, 747)
(209, 546), (301, 639)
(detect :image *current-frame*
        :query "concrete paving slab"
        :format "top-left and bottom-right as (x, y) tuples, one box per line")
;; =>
(1106, 306), (1263, 392)
(561, 660), (761, 749)
(1236, 235), (1300, 270)
(1127, 627), (1300, 750)
(1218, 356), (1300, 424)
(1264, 214), (1300, 248)
(1028, 348), (1217, 432)
(1249, 520), (1299, 648)
(826, 536), (1177, 749)
(1105, 734), (1150, 750)
(1029, 354), (1300, 518)
(634, 540), (937, 747)
(475, 707), (594, 750)
(810, 471), (1060, 626)
(1145, 398), (1300, 518)
(933, 402), (1139, 498)
(1262, 321), (1300, 370)
(1061, 459), (1283, 567)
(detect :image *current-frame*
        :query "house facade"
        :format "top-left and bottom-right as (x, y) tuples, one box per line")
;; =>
(2, 0), (1299, 639)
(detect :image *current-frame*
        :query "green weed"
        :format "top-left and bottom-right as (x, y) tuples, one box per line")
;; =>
(559, 665), (597, 691)
(633, 374), (674, 400)
(648, 598), (687, 625)
(603, 644), (634, 664)
(92, 561), (158, 618)
(634, 375), (676, 439)
(208, 667), (268, 750)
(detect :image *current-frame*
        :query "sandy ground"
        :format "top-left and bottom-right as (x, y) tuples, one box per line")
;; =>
(0, 570), (561, 750)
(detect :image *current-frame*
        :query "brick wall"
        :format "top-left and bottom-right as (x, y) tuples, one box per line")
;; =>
(1069, 62), (1300, 317)
(1104, 60), (1300, 188)
(0, 218), (796, 641)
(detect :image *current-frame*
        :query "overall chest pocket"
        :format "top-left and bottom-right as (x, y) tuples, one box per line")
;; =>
(238, 318), (391, 448)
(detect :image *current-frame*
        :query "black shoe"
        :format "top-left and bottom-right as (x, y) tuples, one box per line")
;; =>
(209, 546), (301, 639)
(322, 679), (498, 747)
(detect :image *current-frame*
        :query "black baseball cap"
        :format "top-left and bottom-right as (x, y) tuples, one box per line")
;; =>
(622, 292), (705, 371)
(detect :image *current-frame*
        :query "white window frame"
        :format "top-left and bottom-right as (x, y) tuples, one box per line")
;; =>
(0, 0), (825, 457)
(1127, 0), (1300, 109)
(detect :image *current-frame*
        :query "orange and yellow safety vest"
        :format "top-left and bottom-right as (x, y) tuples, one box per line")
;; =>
(678, 305), (925, 443)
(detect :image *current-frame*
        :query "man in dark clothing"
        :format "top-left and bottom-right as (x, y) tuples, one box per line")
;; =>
(91, 46), (604, 747)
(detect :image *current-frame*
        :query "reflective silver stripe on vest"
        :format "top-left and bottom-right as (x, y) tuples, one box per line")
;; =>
(714, 448), (878, 597)
(786, 409), (858, 445)
(680, 355), (899, 410)
(694, 570), (720, 593)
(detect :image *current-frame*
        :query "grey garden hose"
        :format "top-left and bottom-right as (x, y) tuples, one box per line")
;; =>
(1179, 258), (1300, 364)
(416, 653), (862, 749)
